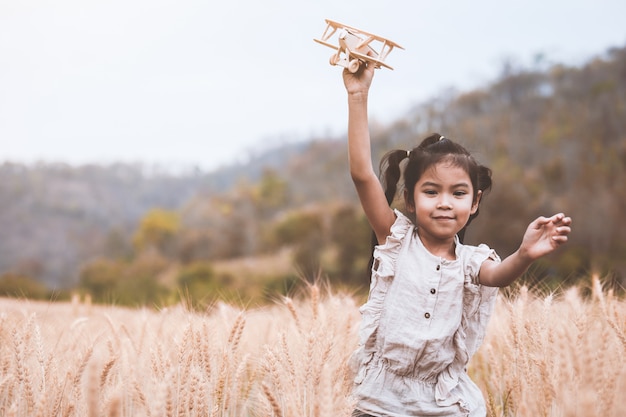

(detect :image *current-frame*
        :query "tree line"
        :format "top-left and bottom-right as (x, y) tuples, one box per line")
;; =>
(1, 44), (625, 306)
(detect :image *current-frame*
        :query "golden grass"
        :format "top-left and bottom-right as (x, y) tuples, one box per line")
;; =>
(473, 276), (626, 417)
(0, 277), (624, 416)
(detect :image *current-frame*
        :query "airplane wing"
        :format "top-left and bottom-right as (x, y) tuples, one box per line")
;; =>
(324, 19), (404, 50)
(350, 50), (394, 70)
(313, 38), (339, 51)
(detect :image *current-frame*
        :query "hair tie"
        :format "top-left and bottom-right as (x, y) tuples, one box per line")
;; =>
(406, 150), (411, 158)
(439, 135), (445, 141)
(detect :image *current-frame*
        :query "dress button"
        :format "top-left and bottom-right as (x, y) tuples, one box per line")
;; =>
(430, 288), (436, 294)
(436, 265), (440, 271)
(424, 312), (431, 319)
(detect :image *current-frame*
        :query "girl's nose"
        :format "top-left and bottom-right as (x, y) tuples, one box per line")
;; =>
(437, 196), (453, 209)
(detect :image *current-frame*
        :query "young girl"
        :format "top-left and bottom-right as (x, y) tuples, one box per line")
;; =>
(342, 63), (572, 416)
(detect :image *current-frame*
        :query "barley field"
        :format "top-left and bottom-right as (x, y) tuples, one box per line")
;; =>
(0, 277), (624, 417)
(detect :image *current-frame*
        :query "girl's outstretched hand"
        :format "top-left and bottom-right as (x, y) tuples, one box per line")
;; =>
(519, 213), (572, 261)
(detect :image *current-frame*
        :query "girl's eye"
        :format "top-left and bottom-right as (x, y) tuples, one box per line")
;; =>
(454, 191), (467, 196)
(424, 190), (437, 195)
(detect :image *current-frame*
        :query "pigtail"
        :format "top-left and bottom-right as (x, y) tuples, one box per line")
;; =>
(459, 164), (493, 243)
(379, 149), (409, 205)
(471, 164), (493, 222)
(366, 149), (408, 277)
(477, 165), (493, 195)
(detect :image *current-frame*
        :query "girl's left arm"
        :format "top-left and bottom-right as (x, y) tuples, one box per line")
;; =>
(478, 213), (572, 287)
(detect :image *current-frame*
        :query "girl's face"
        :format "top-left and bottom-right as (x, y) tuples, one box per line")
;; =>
(405, 161), (481, 251)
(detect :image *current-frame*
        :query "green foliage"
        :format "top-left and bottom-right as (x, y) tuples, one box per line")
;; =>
(178, 261), (216, 288)
(262, 272), (300, 297)
(329, 206), (372, 285)
(255, 168), (289, 217)
(79, 254), (169, 307)
(270, 211), (325, 279)
(78, 258), (124, 302)
(292, 234), (323, 281)
(176, 261), (219, 308)
(0, 273), (49, 300)
(176, 261), (262, 309)
(133, 209), (180, 256)
(117, 255), (170, 306)
(271, 211), (323, 247)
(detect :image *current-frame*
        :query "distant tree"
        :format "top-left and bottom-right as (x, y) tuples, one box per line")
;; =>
(177, 229), (214, 264)
(271, 211), (323, 247)
(102, 228), (133, 260)
(78, 258), (124, 302)
(330, 206), (371, 285)
(272, 210), (326, 280)
(255, 169), (289, 218)
(133, 209), (180, 257)
(177, 189), (260, 261)
(0, 273), (49, 300)
(177, 261), (236, 308)
(79, 254), (169, 306)
(116, 253), (169, 307)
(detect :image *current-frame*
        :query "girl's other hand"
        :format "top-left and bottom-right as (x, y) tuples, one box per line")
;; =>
(519, 213), (572, 261)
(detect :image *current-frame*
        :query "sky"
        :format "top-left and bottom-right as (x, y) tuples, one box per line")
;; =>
(1, 0), (625, 171)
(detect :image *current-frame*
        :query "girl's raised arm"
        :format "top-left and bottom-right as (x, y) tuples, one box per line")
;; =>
(343, 64), (396, 244)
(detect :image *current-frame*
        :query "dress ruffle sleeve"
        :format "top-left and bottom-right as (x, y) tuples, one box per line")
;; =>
(464, 244), (500, 357)
(371, 210), (412, 274)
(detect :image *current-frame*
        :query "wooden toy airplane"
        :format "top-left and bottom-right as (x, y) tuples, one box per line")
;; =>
(314, 19), (404, 72)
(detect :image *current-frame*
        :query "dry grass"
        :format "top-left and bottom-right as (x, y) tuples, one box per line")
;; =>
(473, 275), (626, 417)
(0, 277), (624, 416)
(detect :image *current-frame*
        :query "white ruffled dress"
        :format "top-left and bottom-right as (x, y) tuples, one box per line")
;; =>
(350, 210), (500, 417)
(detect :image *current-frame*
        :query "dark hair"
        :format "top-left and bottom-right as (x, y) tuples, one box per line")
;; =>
(379, 133), (492, 242)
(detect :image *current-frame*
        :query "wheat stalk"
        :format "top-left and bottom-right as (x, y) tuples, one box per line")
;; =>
(262, 381), (283, 417)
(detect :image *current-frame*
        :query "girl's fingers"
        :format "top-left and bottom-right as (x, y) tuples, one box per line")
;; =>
(533, 216), (551, 228)
(549, 213), (565, 223)
(559, 216), (572, 226)
(552, 223), (571, 244)
(543, 213), (572, 227)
